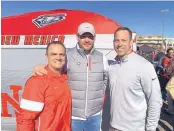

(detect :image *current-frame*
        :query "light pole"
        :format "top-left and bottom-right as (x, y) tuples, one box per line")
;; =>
(160, 9), (169, 50)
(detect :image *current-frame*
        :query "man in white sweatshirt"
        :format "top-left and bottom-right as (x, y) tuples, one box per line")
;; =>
(108, 27), (162, 131)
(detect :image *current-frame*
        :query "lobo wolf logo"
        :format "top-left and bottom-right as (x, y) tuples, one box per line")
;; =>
(32, 13), (67, 28)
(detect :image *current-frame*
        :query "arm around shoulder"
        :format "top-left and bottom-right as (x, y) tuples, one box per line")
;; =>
(32, 64), (47, 76)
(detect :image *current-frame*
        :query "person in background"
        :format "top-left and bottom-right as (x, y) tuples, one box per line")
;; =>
(32, 22), (108, 131)
(16, 41), (71, 131)
(154, 44), (166, 65)
(108, 27), (162, 131)
(166, 54), (174, 78)
(162, 48), (174, 68)
(160, 48), (174, 100)
(165, 56), (174, 115)
(154, 44), (166, 75)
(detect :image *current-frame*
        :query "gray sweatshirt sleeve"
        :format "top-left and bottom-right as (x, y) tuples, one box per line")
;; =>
(141, 63), (163, 131)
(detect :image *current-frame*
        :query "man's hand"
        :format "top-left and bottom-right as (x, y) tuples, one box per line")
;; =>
(32, 64), (47, 76)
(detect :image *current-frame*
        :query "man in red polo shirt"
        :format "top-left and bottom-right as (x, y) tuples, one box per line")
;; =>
(16, 41), (71, 131)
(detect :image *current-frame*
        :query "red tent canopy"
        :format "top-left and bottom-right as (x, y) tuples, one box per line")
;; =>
(1, 9), (122, 35)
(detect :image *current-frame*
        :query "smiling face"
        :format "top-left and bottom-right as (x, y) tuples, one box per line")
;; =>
(46, 44), (66, 73)
(77, 32), (96, 54)
(113, 30), (133, 57)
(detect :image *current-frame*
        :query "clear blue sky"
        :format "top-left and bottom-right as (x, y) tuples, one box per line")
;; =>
(1, 1), (174, 37)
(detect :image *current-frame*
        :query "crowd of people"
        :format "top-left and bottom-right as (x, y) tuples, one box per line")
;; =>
(136, 40), (174, 117)
(153, 47), (174, 115)
(16, 22), (174, 131)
